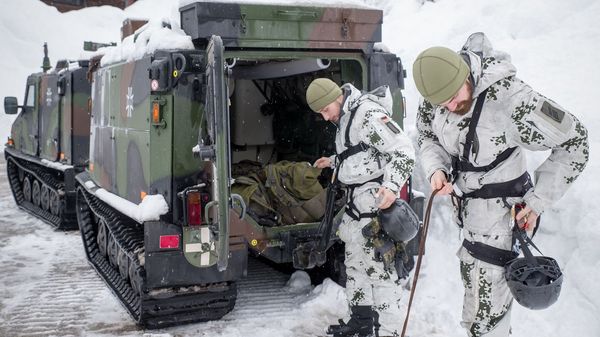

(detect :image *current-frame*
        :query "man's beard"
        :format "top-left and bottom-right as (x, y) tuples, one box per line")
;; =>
(452, 99), (474, 115)
(451, 81), (474, 115)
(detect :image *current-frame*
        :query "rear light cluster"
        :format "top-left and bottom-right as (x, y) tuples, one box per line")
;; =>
(159, 235), (180, 249)
(186, 190), (210, 226)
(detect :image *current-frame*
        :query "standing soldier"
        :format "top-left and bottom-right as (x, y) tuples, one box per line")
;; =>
(413, 33), (589, 337)
(307, 78), (416, 337)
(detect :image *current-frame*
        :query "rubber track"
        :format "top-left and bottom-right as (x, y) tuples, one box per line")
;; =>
(77, 186), (237, 329)
(5, 153), (77, 230)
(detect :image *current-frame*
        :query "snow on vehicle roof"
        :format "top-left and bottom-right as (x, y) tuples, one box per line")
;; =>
(98, 17), (194, 67)
(178, 0), (376, 10)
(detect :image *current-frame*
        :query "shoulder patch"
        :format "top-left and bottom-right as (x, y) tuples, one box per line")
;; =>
(532, 99), (573, 141)
(540, 101), (565, 123)
(380, 116), (401, 134)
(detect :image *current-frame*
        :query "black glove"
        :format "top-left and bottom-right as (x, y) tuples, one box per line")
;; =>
(394, 241), (416, 280)
(373, 235), (396, 273)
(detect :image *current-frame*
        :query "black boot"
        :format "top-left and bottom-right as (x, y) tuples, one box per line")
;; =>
(327, 305), (378, 337)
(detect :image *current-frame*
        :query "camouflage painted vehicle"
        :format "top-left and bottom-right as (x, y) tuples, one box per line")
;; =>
(74, 1), (423, 328)
(3, 43), (91, 229)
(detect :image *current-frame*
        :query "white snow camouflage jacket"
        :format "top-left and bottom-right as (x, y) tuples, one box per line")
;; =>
(416, 32), (589, 216)
(331, 83), (415, 193)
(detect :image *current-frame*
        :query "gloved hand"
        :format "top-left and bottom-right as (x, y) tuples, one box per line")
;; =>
(394, 243), (411, 280)
(373, 236), (396, 273)
(362, 218), (381, 239)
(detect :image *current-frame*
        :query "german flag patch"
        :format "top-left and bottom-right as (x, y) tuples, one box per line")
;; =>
(381, 116), (401, 134)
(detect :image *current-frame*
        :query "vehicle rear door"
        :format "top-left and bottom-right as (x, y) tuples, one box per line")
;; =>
(201, 35), (232, 271)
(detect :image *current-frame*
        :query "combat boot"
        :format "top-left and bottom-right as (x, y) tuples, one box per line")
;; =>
(327, 305), (379, 337)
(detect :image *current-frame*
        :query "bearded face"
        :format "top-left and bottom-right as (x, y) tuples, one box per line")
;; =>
(448, 80), (474, 115)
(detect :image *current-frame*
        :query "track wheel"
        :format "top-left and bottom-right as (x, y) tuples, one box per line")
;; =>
(18, 165), (24, 182)
(97, 219), (108, 258)
(128, 259), (144, 295)
(49, 190), (60, 216)
(117, 249), (130, 281)
(32, 180), (41, 206)
(108, 233), (119, 268)
(41, 185), (50, 211)
(22, 177), (32, 202)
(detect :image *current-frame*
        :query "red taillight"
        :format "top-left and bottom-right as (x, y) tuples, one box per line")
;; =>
(399, 182), (409, 202)
(187, 191), (202, 225)
(159, 235), (180, 249)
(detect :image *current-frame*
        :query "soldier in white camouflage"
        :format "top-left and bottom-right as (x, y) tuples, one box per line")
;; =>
(307, 78), (416, 337)
(413, 33), (589, 337)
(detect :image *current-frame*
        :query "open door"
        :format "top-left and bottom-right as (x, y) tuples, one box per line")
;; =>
(193, 35), (232, 271)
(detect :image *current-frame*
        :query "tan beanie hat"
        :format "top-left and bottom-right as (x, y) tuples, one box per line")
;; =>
(306, 78), (342, 112)
(412, 46), (469, 105)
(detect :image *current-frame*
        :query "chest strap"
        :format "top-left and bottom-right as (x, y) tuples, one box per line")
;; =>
(336, 99), (370, 170)
(452, 147), (516, 173)
(452, 87), (515, 174)
(451, 88), (528, 200)
(338, 142), (369, 163)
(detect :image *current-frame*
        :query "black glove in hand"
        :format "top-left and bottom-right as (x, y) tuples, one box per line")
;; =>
(373, 236), (396, 273)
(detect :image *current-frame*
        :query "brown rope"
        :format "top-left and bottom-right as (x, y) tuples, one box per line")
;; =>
(401, 189), (440, 337)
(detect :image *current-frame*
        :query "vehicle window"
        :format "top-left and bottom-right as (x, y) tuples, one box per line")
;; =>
(24, 84), (35, 108)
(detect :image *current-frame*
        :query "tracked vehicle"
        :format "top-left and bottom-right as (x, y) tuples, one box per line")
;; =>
(4, 44), (92, 229)
(74, 1), (423, 328)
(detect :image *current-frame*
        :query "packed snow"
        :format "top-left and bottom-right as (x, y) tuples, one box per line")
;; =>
(41, 158), (74, 171)
(93, 188), (169, 223)
(98, 17), (194, 66)
(0, 0), (599, 337)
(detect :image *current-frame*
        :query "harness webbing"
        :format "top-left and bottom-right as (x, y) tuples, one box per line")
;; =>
(461, 171), (533, 199)
(452, 87), (516, 176)
(462, 88), (488, 161)
(344, 175), (384, 221)
(462, 239), (518, 267)
(338, 142), (369, 163)
(336, 96), (383, 221)
(451, 87), (527, 199)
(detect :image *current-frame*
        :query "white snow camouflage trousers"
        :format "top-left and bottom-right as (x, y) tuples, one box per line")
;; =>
(337, 182), (406, 337)
(456, 197), (517, 337)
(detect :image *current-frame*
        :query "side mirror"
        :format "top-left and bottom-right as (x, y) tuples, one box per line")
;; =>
(4, 96), (18, 115)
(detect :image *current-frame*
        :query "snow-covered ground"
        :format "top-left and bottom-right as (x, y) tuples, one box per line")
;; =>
(0, 0), (598, 336)
(0, 156), (348, 337)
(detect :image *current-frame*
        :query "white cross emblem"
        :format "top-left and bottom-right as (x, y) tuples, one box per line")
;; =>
(125, 86), (134, 117)
(46, 88), (52, 106)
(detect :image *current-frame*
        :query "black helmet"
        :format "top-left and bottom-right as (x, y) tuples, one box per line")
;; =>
(505, 255), (563, 310)
(378, 199), (419, 242)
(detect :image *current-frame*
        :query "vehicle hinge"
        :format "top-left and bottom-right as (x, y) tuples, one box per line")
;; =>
(341, 11), (350, 39)
(240, 14), (247, 34)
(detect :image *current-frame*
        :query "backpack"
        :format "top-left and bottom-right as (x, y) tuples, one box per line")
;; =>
(232, 161), (327, 226)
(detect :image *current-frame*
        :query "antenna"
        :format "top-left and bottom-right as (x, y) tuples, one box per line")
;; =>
(42, 42), (51, 73)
